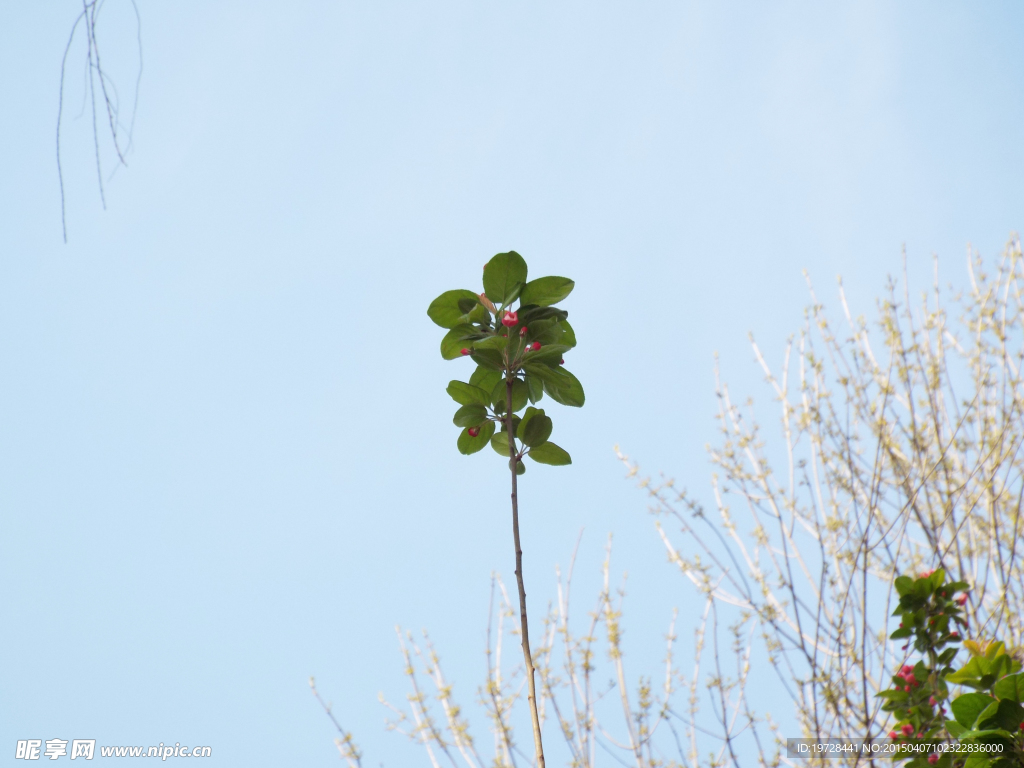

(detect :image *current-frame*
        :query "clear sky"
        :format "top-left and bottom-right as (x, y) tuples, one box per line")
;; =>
(2, 2), (1023, 765)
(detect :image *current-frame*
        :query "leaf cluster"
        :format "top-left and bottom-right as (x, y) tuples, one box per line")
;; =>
(879, 570), (1024, 767)
(428, 251), (584, 470)
(878, 570), (970, 766)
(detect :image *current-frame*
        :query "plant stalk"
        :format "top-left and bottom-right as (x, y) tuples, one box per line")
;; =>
(507, 376), (546, 768)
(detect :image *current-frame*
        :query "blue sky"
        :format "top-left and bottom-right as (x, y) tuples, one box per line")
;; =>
(2, 2), (1023, 765)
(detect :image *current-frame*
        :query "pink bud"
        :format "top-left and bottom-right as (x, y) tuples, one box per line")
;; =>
(929, 696), (937, 706)
(467, 427), (479, 437)
(888, 731), (898, 739)
(531, 342), (541, 351)
(901, 723), (914, 736)
(460, 348), (470, 355)
(501, 311), (519, 328)
(955, 594), (968, 606)
(950, 632), (960, 640)
(928, 754), (939, 765)
(519, 327), (528, 336)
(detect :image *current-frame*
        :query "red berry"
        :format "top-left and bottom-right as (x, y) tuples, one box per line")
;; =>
(501, 310), (519, 327)
(531, 341), (541, 351)
(519, 326), (528, 336)
(928, 754), (939, 765)
(460, 348), (470, 355)
(901, 724), (914, 736)
(467, 427), (480, 437)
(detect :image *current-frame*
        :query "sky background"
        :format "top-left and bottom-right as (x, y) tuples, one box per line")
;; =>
(2, 2), (1023, 765)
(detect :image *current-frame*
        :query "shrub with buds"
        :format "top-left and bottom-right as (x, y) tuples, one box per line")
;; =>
(879, 569), (1024, 767)
(426, 251), (585, 768)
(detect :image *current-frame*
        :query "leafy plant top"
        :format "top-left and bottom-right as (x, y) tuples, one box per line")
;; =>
(427, 250), (583, 470)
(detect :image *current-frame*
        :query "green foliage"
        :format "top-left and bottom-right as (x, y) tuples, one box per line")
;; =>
(428, 251), (583, 471)
(528, 442), (571, 465)
(519, 276), (574, 307)
(482, 251), (528, 306)
(453, 404), (488, 428)
(457, 422), (495, 455)
(440, 325), (476, 360)
(878, 570), (1024, 767)
(428, 290), (486, 328)
(447, 381), (491, 407)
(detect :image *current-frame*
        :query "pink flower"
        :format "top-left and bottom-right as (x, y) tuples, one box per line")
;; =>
(501, 310), (519, 327)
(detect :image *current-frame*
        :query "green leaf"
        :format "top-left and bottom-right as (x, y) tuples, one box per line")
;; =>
(453, 404), (488, 428)
(470, 348), (505, 371)
(491, 429), (513, 456)
(889, 627), (912, 639)
(993, 673), (1024, 703)
(528, 441), (571, 465)
(951, 693), (997, 728)
(440, 325), (477, 360)
(447, 381), (492, 406)
(474, 334), (510, 351)
(524, 344), (570, 366)
(470, 366), (502, 393)
(483, 252), (528, 305)
(519, 276), (574, 307)
(522, 414), (552, 447)
(516, 406), (541, 439)
(977, 699), (1024, 732)
(522, 361), (562, 384)
(939, 647), (959, 665)
(457, 422), (495, 455)
(526, 375), (544, 403)
(491, 377), (528, 413)
(561, 319), (577, 347)
(945, 719), (966, 738)
(543, 368), (585, 407)
(894, 575), (914, 597)
(428, 290), (482, 328)
(518, 306), (568, 325)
